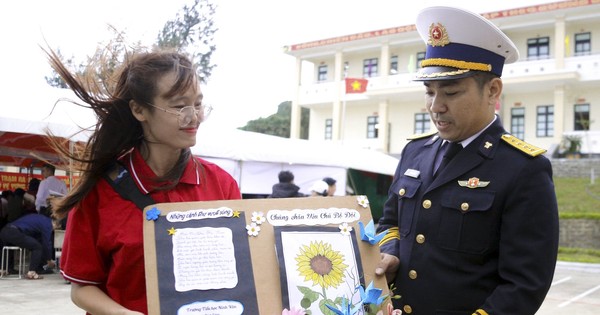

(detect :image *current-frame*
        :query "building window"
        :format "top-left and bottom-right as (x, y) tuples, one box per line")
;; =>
(574, 104), (590, 131)
(390, 55), (398, 74)
(536, 105), (554, 137)
(343, 61), (349, 77)
(325, 119), (333, 140)
(574, 32), (591, 56)
(318, 65), (327, 81)
(527, 37), (550, 60)
(511, 107), (525, 140)
(416, 52), (426, 68)
(363, 58), (378, 77)
(367, 116), (379, 139)
(414, 113), (430, 134)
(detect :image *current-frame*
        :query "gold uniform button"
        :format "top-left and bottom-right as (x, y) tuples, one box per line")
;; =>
(408, 270), (417, 279)
(422, 200), (431, 209)
(403, 305), (413, 314)
(416, 234), (425, 244)
(461, 202), (469, 212)
(399, 188), (406, 196)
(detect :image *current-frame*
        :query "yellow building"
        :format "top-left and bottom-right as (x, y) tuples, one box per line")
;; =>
(284, 1), (600, 157)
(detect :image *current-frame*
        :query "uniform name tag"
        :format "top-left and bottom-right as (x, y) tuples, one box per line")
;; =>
(404, 169), (420, 178)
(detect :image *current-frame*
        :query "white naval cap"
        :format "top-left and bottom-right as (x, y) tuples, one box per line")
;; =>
(414, 6), (519, 81)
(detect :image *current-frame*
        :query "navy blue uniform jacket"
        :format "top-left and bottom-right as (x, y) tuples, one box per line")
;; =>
(377, 119), (559, 315)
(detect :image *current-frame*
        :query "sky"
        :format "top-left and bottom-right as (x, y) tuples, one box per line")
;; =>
(0, 0), (555, 130)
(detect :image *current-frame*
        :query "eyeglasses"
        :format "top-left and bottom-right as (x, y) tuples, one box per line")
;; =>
(147, 103), (213, 127)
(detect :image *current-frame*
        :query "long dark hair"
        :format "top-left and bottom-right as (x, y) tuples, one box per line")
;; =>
(45, 49), (198, 219)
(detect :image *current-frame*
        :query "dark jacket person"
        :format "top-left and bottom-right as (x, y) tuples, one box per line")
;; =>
(375, 6), (559, 315)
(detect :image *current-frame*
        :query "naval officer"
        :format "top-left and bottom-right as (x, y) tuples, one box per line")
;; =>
(375, 6), (559, 315)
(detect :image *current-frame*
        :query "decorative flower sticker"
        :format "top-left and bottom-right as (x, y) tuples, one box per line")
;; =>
(339, 222), (352, 236)
(251, 211), (266, 225)
(146, 207), (161, 221)
(386, 303), (403, 315)
(357, 195), (370, 208)
(246, 222), (261, 236)
(281, 307), (306, 315)
(296, 240), (348, 289)
(167, 227), (177, 236)
(358, 220), (385, 245)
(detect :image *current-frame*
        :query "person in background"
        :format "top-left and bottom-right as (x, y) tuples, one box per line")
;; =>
(269, 170), (305, 198)
(375, 6), (558, 315)
(0, 213), (55, 279)
(309, 177), (336, 197)
(309, 180), (329, 197)
(35, 164), (67, 217)
(322, 177), (337, 196)
(46, 48), (241, 315)
(0, 190), (16, 275)
(27, 178), (41, 198)
(6, 188), (35, 222)
(0, 190), (9, 229)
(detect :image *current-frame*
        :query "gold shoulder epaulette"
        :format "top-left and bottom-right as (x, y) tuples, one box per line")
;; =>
(407, 130), (438, 140)
(501, 134), (546, 157)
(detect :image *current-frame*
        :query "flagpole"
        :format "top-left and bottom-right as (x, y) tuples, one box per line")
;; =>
(341, 64), (348, 144)
(341, 95), (347, 144)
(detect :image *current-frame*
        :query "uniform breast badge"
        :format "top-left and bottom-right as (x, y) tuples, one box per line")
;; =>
(458, 177), (490, 189)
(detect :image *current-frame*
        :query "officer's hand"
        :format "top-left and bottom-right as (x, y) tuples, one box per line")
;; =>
(375, 253), (400, 283)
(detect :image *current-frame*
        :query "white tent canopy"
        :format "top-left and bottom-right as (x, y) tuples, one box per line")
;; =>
(192, 127), (399, 195)
(0, 86), (95, 167)
(1, 86), (399, 195)
(1, 84), (96, 139)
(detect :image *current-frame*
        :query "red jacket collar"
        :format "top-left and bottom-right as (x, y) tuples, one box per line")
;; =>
(119, 148), (200, 194)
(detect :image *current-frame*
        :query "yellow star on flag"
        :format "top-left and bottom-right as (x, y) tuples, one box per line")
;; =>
(345, 78), (368, 93)
(351, 80), (363, 91)
(167, 227), (177, 235)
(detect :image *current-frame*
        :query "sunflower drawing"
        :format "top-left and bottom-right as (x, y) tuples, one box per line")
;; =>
(295, 240), (348, 289)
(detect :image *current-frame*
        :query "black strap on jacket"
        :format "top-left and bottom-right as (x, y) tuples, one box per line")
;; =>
(103, 163), (156, 211)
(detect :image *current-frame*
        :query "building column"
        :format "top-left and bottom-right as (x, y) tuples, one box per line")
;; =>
(555, 16), (566, 69)
(290, 57), (302, 139)
(554, 85), (566, 144)
(378, 100), (390, 153)
(333, 51), (344, 140)
(380, 42), (390, 81)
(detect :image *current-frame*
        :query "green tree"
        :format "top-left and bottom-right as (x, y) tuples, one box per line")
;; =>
(46, 26), (143, 93)
(239, 101), (310, 139)
(45, 0), (217, 87)
(44, 49), (82, 88)
(156, 0), (217, 83)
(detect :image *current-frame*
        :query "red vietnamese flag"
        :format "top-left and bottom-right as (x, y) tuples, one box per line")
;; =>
(345, 78), (368, 94)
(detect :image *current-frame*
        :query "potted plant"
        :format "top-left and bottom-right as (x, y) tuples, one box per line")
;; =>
(562, 134), (582, 159)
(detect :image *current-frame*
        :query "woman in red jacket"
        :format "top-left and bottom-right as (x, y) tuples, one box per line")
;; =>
(47, 49), (241, 315)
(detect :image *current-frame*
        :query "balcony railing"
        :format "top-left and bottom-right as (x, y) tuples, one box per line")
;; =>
(297, 53), (600, 105)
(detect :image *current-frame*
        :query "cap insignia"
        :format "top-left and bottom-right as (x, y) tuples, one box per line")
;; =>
(428, 23), (450, 47)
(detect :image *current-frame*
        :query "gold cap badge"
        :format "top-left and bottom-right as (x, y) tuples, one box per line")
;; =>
(428, 23), (450, 47)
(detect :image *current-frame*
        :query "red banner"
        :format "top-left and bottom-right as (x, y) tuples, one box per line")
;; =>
(0, 172), (72, 191)
(345, 78), (368, 94)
